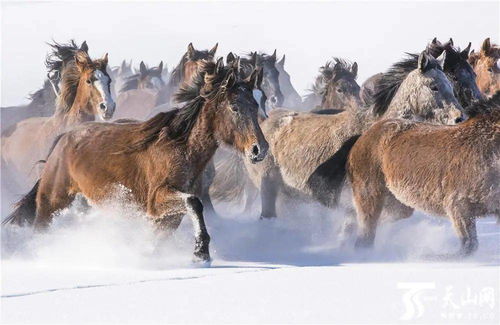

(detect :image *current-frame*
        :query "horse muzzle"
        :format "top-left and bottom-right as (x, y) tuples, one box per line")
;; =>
(248, 141), (269, 164)
(99, 101), (116, 120)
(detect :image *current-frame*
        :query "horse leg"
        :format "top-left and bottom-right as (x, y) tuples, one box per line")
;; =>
(260, 175), (279, 220)
(448, 213), (478, 256)
(352, 186), (385, 249)
(149, 187), (211, 262)
(200, 159), (218, 217)
(242, 184), (258, 214)
(33, 184), (75, 230)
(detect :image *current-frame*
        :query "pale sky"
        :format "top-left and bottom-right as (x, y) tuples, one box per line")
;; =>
(1, 0), (499, 106)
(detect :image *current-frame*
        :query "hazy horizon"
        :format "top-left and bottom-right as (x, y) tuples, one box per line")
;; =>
(1, 1), (499, 106)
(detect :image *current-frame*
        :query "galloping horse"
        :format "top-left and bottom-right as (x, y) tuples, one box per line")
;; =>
(347, 92), (500, 256)
(302, 58), (361, 112)
(212, 51), (464, 221)
(469, 38), (500, 97)
(113, 61), (166, 120)
(1, 42), (115, 194)
(4, 59), (268, 263)
(1, 40), (89, 131)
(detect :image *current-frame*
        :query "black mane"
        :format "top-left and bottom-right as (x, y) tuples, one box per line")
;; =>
(122, 60), (235, 152)
(168, 49), (212, 89)
(372, 54), (442, 116)
(309, 58), (357, 97)
(45, 40), (81, 80)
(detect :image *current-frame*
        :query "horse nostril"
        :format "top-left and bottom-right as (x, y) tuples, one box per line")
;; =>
(271, 96), (278, 104)
(252, 144), (260, 156)
(100, 103), (107, 110)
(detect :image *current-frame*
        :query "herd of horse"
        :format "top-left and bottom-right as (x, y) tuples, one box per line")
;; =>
(1, 37), (499, 263)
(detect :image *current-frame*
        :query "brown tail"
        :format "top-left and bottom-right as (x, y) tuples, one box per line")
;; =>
(210, 151), (251, 203)
(2, 180), (40, 226)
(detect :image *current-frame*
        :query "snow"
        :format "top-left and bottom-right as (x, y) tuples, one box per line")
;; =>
(2, 200), (499, 323)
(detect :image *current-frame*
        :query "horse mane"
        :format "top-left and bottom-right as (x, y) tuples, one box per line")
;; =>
(372, 54), (442, 116)
(168, 49), (212, 89)
(45, 41), (84, 114)
(308, 58), (357, 97)
(120, 65), (164, 93)
(120, 74), (140, 92)
(467, 91), (500, 118)
(122, 61), (230, 152)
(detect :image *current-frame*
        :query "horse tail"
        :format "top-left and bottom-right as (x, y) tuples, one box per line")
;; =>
(210, 151), (250, 203)
(2, 180), (40, 226)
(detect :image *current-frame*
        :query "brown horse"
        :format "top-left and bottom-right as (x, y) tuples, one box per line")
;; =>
(347, 92), (500, 256)
(212, 51), (464, 221)
(146, 43), (219, 118)
(302, 58), (361, 113)
(3, 59), (268, 263)
(1, 42), (114, 194)
(113, 61), (166, 120)
(469, 38), (500, 97)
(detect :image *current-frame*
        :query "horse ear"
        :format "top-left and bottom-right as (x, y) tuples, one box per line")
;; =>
(209, 43), (218, 57)
(251, 52), (258, 67)
(121, 59), (127, 70)
(158, 61), (163, 73)
(187, 43), (195, 59)
(481, 38), (491, 55)
(278, 54), (285, 67)
(431, 37), (438, 44)
(101, 53), (109, 66)
(140, 61), (148, 76)
(232, 57), (241, 73)
(461, 42), (472, 59)
(351, 62), (358, 78)
(75, 50), (92, 72)
(226, 52), (235, 64)
(418, 51), (430, 72)
(270, 49), (277, 62)
(216, 57), (224, 71)
(436, 50), (446, 70)
(448, 38), (454, 46)
(80, 41), (88, 53)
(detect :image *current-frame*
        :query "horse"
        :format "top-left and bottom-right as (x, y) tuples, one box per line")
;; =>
(302, 58), (361, 113)
(0, 40), (89, 131)
(3, 59), (268, 263)
(211, 51), (464, 221)
(146, 43), (218, 117)
(1, 42), (115, 194)
(113, 61), (166, 120)
(347, 92), (500, 256)
(425, 38), (483, 107)
(360, 73), (383, 106)
(469, 38), (500, 97)
(275, 54), (303, 110)
(109, 59), (134, 99)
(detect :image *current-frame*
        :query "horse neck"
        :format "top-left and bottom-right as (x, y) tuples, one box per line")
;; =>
(185, 101), (219, 159)
(56, 81), (96, 126)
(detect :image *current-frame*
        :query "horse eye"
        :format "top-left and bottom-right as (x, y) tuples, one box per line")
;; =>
(488, 67), (493, 73)
(430, 85), (439, 92)
(86, 79), (92, 84)
(336, 88), (343, 93)
(230, 105), (238, 112)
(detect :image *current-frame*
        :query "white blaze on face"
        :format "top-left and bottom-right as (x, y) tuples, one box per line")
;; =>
(93, 69), (114, 118)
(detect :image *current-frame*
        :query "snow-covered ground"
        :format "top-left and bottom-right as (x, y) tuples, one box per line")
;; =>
(2, 199), (499, 323)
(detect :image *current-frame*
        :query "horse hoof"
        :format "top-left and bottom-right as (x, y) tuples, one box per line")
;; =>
(192, 252), (211, 266)
(259, 215), (276, 220)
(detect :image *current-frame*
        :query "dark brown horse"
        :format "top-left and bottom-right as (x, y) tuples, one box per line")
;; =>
(469, 38), (500, 97)
(347, 92), (500, 256)
(4, 59), (268, 263)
